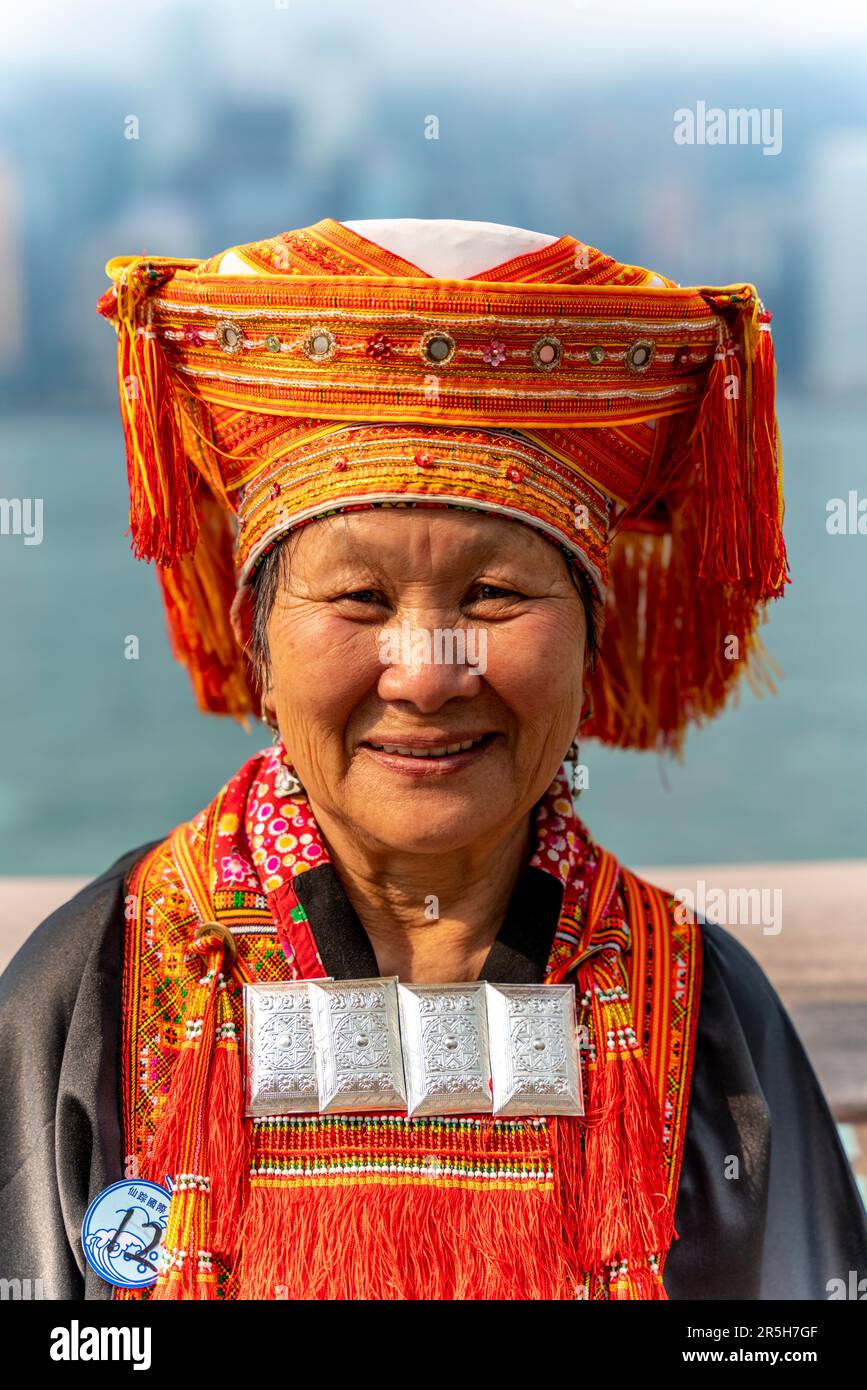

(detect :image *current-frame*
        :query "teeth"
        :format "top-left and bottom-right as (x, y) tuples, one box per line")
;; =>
(372, 735), (487, 758)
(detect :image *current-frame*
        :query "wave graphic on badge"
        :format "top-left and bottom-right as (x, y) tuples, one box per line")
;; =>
(84, 1205), (164, 1284)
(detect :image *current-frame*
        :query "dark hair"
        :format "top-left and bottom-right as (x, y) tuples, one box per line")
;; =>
(567, 559), (601, 667)
(248, 540), (291, 691)
(248, 531), (600, 691)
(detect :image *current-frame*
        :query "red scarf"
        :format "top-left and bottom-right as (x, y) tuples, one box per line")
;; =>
(119, 746), (702, 1300)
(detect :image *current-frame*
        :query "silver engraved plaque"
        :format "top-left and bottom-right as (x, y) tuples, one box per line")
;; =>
(486, 983), (583, 1117)
(244, 981), (321, 1117)
(309, 977), (407, 1113)
(398, 983), (492, 1117)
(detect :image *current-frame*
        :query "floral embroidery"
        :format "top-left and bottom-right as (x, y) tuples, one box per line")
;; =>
(483, 338), (507, 367)
(365, 332), (394, 361)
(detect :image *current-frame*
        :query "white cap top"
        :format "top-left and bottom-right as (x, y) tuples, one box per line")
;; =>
(218, 217), (667, 292)
(340, 217), (558, 278)
(218, 217), (558, 279)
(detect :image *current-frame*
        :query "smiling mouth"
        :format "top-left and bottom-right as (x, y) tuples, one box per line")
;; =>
(362, 733), (495, 759)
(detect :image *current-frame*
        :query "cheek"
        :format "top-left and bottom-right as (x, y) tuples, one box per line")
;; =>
(485, 612), (585, 729)
(268, 610), (382, 740)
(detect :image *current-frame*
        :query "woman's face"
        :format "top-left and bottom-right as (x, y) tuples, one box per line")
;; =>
(261, 509), (589, 856)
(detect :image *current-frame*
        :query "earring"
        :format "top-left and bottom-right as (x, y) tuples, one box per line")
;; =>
(261, 713), (304, 796)
(578, 687), (594, 730)
(274, 762), (304, 797)
(566, 684), (596, 799)
(567, 737), (584, 799)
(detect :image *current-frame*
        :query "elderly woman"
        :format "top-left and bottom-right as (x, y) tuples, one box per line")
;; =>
(1, 218), (865, 1302)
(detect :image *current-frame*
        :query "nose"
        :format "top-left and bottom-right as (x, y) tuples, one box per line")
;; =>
(376, 617), (484, 713)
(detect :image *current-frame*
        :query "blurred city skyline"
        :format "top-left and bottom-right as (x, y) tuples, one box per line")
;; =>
(1, 2), (866, 405)
(1, 0), (866, 873)
(3, 1), (866, 78)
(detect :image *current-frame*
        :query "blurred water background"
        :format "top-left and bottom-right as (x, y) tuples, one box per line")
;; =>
(1, 0), (866, 873)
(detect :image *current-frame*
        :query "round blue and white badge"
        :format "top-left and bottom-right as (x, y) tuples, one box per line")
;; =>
(82, 1177), (173, 1289)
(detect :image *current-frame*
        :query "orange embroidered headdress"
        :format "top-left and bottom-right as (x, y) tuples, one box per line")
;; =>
(97, 217), (789, 750)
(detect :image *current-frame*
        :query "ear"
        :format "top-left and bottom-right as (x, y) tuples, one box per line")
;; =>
(230, 583), (253, 651)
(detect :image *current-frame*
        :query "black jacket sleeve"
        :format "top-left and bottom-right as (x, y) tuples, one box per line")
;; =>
(664, 920), (867, 1299)
(0, 844), (157, 1300)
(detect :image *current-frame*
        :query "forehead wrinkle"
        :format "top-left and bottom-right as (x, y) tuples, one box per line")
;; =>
(304, 507), (563, 571)
(283, 510), (580, 611)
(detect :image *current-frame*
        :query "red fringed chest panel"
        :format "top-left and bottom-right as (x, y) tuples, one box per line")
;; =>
(116, 749), (701, 1300)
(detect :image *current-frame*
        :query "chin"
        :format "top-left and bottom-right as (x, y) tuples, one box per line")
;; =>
(363, 817), (499, 857)
(353, 785), (506, 856)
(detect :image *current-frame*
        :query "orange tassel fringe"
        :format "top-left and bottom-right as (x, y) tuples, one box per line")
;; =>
(156, 491), (256, 719)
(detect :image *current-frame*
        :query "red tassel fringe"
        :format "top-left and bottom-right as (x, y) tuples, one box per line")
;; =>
(98, 262), (198, 567)
(584, 298), (789, 753)
(688, 305), (789, 602)
(237, 1176), (581, 1300)
(576, 1049), (673, 1271)
(749, 310), (787, 593)
(147, 933), (244, 1297)
(207, 993), (249, 1260)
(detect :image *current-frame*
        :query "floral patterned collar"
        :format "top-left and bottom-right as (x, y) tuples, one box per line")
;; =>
(207, 745), (599, 977)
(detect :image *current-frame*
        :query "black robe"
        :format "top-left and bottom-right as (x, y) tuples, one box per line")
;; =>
(1, 844), (865, 1300)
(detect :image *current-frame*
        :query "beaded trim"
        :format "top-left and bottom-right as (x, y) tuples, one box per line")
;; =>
(132, 269), (740, 429)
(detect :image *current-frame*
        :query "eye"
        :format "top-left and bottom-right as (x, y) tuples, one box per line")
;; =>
(332, 588), (388, 607)
(468, 582), (524, 603)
